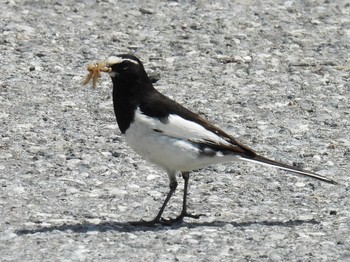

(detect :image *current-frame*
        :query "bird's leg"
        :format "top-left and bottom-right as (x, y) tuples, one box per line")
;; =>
(161, 172), (205, 225)
(129, 178), (178, 227)
(176, 172), (205, 221)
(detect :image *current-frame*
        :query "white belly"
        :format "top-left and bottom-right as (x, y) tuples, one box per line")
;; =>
(125, 119), (238, 173)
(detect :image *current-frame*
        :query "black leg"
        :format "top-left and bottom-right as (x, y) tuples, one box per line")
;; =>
(129, 178), (178, 226)
(161, 172), (205, 225)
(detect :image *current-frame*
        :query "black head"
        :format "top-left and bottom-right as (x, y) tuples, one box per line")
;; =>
(106, 54), (155, 133)
(106, 54), (149, 85)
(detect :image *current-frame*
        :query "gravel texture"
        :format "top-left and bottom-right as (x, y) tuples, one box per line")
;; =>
(1, 0), (350, 261)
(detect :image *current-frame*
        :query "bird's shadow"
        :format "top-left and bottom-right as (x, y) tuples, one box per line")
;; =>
(15, 218), (319, 236)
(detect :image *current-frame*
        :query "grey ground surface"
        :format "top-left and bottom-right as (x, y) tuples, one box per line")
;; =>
(1, 0), (349, 261)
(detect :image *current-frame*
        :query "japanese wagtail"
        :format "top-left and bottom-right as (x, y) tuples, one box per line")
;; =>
(84, 54), (336, 226)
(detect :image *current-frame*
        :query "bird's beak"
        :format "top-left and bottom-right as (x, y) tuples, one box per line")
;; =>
(83, 61), (112, 88)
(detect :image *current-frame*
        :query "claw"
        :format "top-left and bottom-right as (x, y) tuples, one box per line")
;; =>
(128, 219), (159, 227)
(128, 218), (170, 227)
(128, 212), (206, 227)
(160, 212), (206, 225)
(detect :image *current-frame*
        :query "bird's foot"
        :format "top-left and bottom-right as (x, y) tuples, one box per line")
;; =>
(128, 218), (164, 227)
(129, 212), (206, 227)
(160, 212), (206, 225)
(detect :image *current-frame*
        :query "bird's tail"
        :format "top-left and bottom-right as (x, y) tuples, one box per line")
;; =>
(239, 155), (337, 184)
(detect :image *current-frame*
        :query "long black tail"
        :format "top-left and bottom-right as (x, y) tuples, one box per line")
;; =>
(239, 154), (337, 184)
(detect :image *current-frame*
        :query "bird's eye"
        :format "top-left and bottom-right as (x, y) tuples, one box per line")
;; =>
(121, 62), (129, 70)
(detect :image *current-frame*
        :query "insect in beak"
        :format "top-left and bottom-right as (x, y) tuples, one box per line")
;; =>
(83, 61), (112, 88)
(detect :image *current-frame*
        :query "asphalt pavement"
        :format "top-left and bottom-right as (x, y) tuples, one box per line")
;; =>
(1, 0), (349, 261)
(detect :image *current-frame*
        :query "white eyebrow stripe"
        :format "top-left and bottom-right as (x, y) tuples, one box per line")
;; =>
(107, 56), (139, 65)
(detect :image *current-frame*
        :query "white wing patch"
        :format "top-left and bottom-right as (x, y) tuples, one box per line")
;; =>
(134, 109), (230, 146)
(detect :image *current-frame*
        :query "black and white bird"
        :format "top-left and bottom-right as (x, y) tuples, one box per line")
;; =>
(99, 54), (336, 226)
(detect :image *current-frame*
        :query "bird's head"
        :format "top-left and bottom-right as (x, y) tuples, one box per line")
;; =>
(83, 54), (151, 89)
(106, 54), (149, 84)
